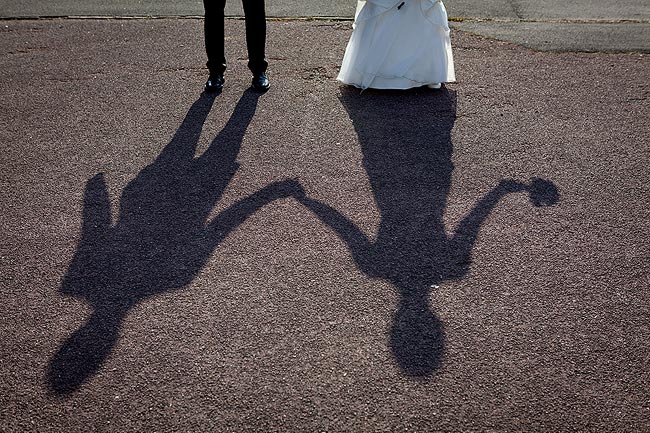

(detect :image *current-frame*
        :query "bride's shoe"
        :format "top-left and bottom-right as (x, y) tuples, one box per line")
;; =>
(427, 83), (442, 89)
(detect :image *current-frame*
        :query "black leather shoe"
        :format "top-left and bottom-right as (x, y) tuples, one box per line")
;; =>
(251, 73), (270, 92)
(205, 74), (224, 92)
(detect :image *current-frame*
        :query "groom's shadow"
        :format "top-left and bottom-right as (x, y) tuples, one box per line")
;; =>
(48, 90), (301, 395)
(296, 87), (559, 377)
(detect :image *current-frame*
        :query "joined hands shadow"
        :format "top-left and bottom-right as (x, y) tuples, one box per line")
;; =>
(48, 90), (301, 395)
(294, 87), (559, 377)
(49, 86), (560, 393)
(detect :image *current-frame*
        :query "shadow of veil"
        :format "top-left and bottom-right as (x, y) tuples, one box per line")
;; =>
(296, 87), (559, 377)
(48, 90), (301, 395)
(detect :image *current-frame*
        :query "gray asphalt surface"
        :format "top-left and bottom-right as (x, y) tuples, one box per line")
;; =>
(3, 0), (650, 19)
(2, 0), (650, 52)
(1, 15), (649, 433)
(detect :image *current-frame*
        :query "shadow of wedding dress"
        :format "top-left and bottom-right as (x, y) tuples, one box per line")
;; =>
(296, 87), (559, 376)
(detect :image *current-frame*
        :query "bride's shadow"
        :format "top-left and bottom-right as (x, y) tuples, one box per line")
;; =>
(296, 87), (559, 376)
(48, 90), (301, 395)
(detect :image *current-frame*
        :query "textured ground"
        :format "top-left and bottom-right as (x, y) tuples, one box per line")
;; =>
(0, 19), (649, 431)
(2, 0), (649, 53)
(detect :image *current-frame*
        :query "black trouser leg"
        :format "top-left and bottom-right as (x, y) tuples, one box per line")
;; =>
(203, 0), (227, 75)
(242, 0), (268, 74)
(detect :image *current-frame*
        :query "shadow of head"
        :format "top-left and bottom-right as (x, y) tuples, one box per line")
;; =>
(391, 296), (445, 377)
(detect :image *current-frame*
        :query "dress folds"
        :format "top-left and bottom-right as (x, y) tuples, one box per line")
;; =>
(338, 0), (456, 89)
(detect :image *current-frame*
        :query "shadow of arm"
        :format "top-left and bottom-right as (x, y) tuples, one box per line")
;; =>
(80, 173), (112, 243)
(447, 180), (525, 277)
(204, 179), (300, 247)
(295, 195), (373, 269)
(61, 173), (112, 295)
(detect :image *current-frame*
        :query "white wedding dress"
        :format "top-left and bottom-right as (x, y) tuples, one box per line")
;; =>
(338, 0), (455, 89)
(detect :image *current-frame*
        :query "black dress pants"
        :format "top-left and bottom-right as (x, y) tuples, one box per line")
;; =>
(203, 0), (268, 75)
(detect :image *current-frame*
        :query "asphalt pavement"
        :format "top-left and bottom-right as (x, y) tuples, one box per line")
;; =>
(2, 0), (650, 52)
(0, 5), (649, 433)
